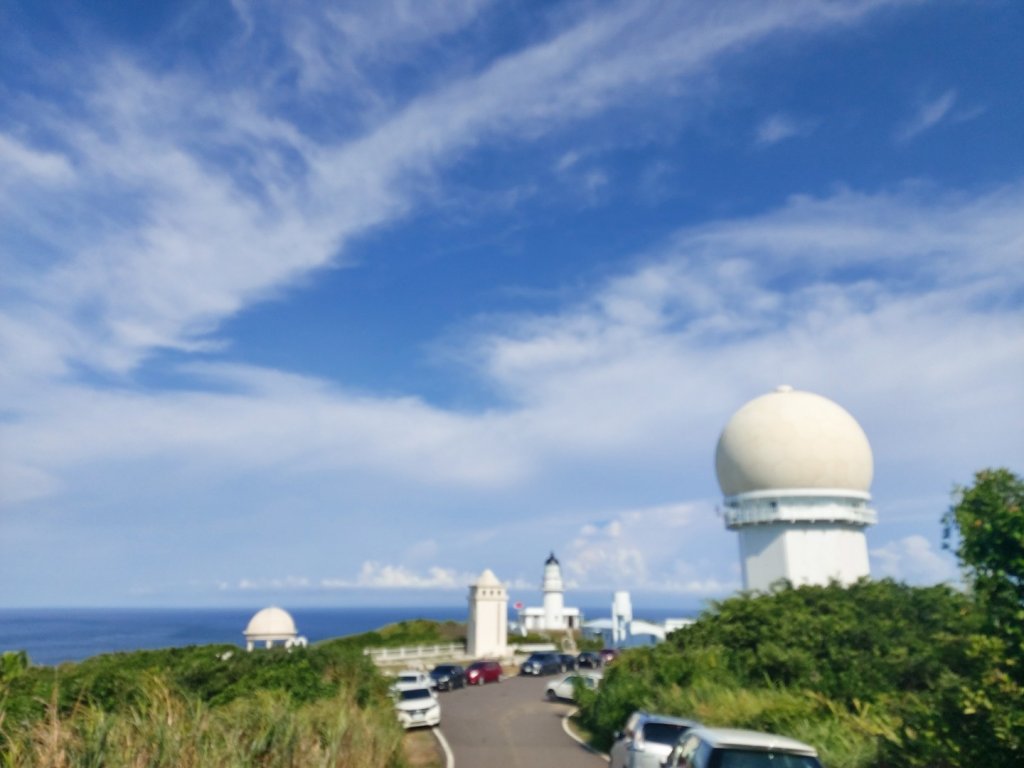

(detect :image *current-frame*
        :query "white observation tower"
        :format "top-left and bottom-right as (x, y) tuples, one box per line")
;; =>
(715, 386), (877, 592)
(467, 569), (508, 657)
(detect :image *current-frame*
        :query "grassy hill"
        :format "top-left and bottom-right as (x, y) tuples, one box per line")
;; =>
(0, 619), (461, 767)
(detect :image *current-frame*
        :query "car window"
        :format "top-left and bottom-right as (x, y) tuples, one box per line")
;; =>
(399, 688), (432, 701)
(711, 750), (822, 768)
(643, 722), (691, 746)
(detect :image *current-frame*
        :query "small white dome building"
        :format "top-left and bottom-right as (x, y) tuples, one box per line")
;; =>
(716, 386), (877, 592)
(244, 606), (308, 651)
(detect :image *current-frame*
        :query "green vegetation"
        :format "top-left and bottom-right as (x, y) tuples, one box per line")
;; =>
(325, 619), (464, 651)
(577, 468), (1024, 768)
(943, 468), (1024, 671)
(0, 620), (462, 767)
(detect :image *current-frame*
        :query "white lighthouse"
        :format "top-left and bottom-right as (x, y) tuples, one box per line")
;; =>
(542, 552), (565, 628)
(517, 553), (582, 631)
(715, 386), (877, 592)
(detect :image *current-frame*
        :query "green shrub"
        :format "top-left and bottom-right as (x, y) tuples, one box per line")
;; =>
(577, 579), (1006, 768)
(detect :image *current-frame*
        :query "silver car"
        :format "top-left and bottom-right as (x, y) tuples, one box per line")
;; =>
(610, 711), (700, 768)
(663, 727), (823, 768)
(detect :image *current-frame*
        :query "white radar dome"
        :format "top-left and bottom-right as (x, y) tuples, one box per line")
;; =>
(244, 606), (298, 638)
(715, 386), (873, 497)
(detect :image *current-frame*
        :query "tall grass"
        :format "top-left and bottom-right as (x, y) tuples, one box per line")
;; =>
(0, 674), (404, 768)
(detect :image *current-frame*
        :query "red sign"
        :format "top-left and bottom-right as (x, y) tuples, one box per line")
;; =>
(514, 601), (524, 610)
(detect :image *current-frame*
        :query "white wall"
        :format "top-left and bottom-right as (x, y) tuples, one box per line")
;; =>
(738, 522), (869, 591)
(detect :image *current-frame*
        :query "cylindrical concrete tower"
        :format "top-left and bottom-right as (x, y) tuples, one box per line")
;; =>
(715, 386), (877, 592)
(542, 552), (565, 629)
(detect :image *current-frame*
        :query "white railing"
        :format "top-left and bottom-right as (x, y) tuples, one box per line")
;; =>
(363, 642), (466, 663)
(510, 643), (558, 653)
(723, 499), (877, 529)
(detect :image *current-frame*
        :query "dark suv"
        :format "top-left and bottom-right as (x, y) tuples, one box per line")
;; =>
(519, 652), (563, 675)
(577, 651), (601, 668)
(429, 664), (466, 691)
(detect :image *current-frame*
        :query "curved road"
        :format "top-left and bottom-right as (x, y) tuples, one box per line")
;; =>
(437, 674), (605, 768)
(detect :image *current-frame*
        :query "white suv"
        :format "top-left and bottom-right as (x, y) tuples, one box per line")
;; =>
(610, 711), (701, 768)
(663, 727), (823, 768)
(393, 685), (441, 729)
(390, 669), (434, 691)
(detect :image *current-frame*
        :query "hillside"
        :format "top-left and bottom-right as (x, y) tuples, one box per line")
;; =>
(0, 620), (460, 767)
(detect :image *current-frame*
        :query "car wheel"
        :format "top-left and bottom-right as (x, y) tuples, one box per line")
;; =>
(546, 689), (557, 701)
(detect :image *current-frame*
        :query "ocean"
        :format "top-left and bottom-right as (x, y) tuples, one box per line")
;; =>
(0, 605), (692, 666)
(0, 607), (466, 666)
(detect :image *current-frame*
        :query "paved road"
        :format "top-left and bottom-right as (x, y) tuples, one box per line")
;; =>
(438, 674), (606, 768)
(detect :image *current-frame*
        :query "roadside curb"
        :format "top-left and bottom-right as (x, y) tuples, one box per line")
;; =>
(432, 726), (454, 768)
(561, 707), (610, 763)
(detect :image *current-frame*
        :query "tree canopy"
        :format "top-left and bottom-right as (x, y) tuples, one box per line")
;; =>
(943, 467), (1024, 671)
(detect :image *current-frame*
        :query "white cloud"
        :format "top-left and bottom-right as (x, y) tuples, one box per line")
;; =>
(0, 134), (75, 184)
(2, 0), (912, 382)
(4, 183), (1022, 518)
(556, 151), (581, 172)
(871, 535), (959, 585)
(562, 502), (739, 594)
(235, 576), (312, 591)
(282, 0), (494, 93)
(754, 113), (815, 146)
(896, 89), (957, 141)
(329, 562), (480, 589)
(221, 563), (483, 591)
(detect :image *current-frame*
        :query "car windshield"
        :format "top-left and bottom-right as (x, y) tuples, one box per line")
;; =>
(432, 667), (454, 675)
(398, 674), (420, 682)
(642, 722), (692, 746)
(712, 750), (822, 768)
(399, 688), (432, 701)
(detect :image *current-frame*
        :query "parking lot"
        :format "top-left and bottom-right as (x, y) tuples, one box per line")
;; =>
(437, 673), (605, 768)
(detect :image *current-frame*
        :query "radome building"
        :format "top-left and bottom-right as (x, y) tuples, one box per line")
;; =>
(715, 385), (878, 592)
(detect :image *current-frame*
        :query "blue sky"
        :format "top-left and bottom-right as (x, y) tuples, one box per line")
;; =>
(1, 0), (1022, 610)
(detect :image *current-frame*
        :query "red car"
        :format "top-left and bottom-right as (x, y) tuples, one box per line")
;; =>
(466, 660), (502, 685)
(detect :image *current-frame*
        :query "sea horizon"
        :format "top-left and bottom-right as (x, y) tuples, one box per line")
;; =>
(0, 605), (699, 666)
